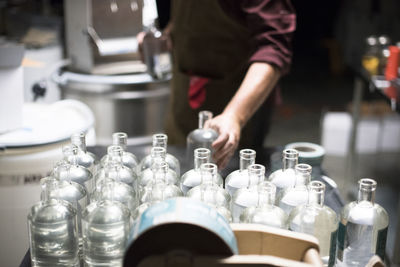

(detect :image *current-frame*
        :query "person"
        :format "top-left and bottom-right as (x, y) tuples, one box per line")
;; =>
(150, 0), (296, 170)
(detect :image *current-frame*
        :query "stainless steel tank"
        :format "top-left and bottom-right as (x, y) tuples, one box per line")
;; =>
(53, 68), (170, 145)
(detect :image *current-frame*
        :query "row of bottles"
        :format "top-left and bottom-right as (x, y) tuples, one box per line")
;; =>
(27, 129), (389, 267)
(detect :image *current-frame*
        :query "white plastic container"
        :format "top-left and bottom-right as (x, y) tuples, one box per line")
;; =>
(0, 99), (94, 267)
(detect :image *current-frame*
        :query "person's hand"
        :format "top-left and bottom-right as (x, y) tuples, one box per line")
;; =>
(205, 112), (241, 170)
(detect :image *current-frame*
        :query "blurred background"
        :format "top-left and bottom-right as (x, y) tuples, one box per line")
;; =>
(0, 0), (399, 266)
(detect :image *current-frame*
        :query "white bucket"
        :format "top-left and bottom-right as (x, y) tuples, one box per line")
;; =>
(0, 99), (95, 267)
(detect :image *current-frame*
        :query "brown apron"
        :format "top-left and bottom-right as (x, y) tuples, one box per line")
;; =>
(166, 0), (275, 158)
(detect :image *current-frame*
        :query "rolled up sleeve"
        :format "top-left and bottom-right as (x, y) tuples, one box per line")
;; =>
(221, 0), (296, 75)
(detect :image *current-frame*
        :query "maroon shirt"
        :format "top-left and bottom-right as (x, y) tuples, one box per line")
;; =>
(218, 0), (296, 75)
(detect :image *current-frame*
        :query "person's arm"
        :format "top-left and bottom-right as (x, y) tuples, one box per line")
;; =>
(206, 62), (280, 169)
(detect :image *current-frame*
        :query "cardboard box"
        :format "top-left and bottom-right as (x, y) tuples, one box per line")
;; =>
(0, 41), (24, 133)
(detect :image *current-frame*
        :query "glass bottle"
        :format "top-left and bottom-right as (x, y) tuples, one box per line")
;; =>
(41, 175), (88, 256)
(56, 145), (94, 194)
(96, 145), (136, 188)
(186, 111), (218, 167)
(180, 148), (223, 195)
(138, 146), (179, 190)
(138, 133), (180, 176)
(70, 132), (97, 173)
(187, 163), (232, 222)
(240, 181), (288, 229)
(336, 178), (389, 267)
(231, 164), (266, 223)
(28, 178), (79, 267)
(142, 0), (172, 80)
(225, 149), (257, 197)
(91, 178), (137, 216)
(289, 181), (338, 266)
(100, 132), (139, 172)
(82, 182), (131, 267)
(276, 163), (311, 215)
(269, 149), (299, 196)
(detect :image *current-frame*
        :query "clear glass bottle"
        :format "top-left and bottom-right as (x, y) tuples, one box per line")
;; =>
(96, 145), (136, 188)
(225, 149), (257, 197)
(142, 0), (172, 80)
(240, 181), (288, 229)
(41, 175), (88, 256)
(100, 132), (139, 172)
(82, 182), (131, 267)
(138, 146), (179, 190)
(91, 178), (137, 216)
(276, 163), (311, 215)
(180, 148), (223, 195)
(231, 164), (266, 223)
(269, 149), (299, 196)
(289, 181), (338, 266)
(186, 111), (218, 167)
(336, 178), (389, 267)
(139, 161), (183, 205)
(138, 133), (180, 176)
(28, 178), (79, 267)
(187, 163), (232, 222)
(56, 145), (94, 194)
(70, 132), (97, 173)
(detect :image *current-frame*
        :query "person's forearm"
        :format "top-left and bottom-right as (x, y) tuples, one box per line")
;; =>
(222, 62), (281, 128)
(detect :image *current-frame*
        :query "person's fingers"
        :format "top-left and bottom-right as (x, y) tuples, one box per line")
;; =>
(212, 132), (229, 152)
(213, 133), (237, 167)
(136, 31), (146, 62)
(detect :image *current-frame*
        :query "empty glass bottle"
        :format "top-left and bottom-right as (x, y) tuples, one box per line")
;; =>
(269, 149), (299, 196)
(336, 178), (389, 267)
(142, 0), (172, 80)
(289, 181), (338, 266)
(240, 181), (288, 229)
(180, 148), (223, 195)
(70, 132), (97, 173)
(231, 164), (266, 223)
(28, 178), (79, 267)
(138, 146), (179, 190)
(139, 161), (183, 205)
(82, 182), (131, 267)
(138, 133), (180, 176)
(225, 149), (257, 197)
(91, 178), (137, 216)
(96, 145), (136, 188)
(41, 175), (88, 255)
(100, 132), (139, 172)
(186, 111), (218, 167)
(56, 145), (94, 194)
(187, 163), (232, 222)
(276, 163), (311, 215)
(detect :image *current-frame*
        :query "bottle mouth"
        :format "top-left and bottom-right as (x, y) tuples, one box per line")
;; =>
(112, 132), (128, 143)
(248, 164), (265, 176)
(194, 148), (211, 159)
(283, 148), (298, 159)
(239, 149), (256, 159)
(358, 178), (377, 192)
(308, 181), (325, 193)
(295, 163), (312, 174)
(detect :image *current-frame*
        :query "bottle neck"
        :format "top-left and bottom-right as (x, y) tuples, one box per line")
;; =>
(112, 132), (128, 151)
(257, 181), (276, 207)
(307, 181), (325, 207)
(247, 164), (265, 188)
(239, 149), (256, 171)
(198, 111), (213, 129)
(282, 149), (298, 171)
(152, 161), (169, 184)
(42, 178), (58, 202)
(294, 164), (311, 187)
(71, 133), (87, 152)
(194, 148), (211, 170)
(62, 145), (79, 166)
(200, 163), (217, 185)
(357, 178), (377, 204)
(152, 134), (168, 150)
